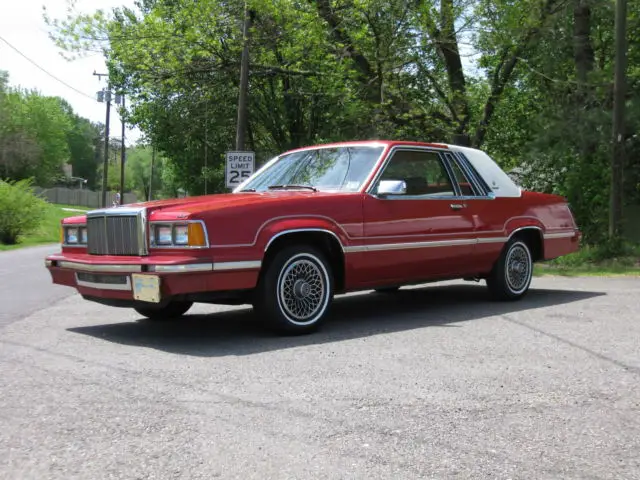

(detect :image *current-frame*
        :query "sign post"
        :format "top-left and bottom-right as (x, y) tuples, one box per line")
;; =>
(225, 151), (255, 190)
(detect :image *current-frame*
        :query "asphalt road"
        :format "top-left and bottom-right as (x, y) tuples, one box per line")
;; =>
(0, 245), (74, 327)
(0, 257), (639, 478)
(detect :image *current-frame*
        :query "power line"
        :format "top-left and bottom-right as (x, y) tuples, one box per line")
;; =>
(0, 35), (96, 101)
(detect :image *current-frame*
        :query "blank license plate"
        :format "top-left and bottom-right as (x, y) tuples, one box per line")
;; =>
(132, 274), (161, 303)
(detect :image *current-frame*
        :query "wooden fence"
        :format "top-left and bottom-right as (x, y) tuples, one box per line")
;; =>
(34, 187), (137, 208)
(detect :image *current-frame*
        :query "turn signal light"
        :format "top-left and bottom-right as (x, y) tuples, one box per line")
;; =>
(188, 222), (207, 247)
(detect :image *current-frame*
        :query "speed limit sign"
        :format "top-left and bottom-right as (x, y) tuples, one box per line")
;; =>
(225, 151), (255, 189)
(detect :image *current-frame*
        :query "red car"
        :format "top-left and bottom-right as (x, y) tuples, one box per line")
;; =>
(45, 140), (581, 334)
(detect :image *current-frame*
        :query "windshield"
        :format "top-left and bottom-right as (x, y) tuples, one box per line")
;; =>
(236, 146), (384, 192)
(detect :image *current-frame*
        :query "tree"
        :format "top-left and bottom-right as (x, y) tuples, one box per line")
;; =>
(0, 71), (100, 188)
(43, 0), (640, 247)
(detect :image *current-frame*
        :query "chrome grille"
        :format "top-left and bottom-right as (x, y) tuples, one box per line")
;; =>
(87, 210), (146, 256)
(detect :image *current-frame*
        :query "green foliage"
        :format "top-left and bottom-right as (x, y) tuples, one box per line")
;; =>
(0, 70), (102, 188)
(0, 179), (48, 245)
(43, 0), (640, 256)
(538, 240), (640, 277)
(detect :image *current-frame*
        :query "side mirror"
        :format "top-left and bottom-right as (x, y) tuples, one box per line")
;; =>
(376, 180), (406, 196)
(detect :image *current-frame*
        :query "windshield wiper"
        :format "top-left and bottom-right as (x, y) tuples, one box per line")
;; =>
(238, 188), (256, 192)
(267, 184), (318, 192)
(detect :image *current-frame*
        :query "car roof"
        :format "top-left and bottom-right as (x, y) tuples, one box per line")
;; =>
(282, 140), (451, 154)
(278, 140), (522, 198)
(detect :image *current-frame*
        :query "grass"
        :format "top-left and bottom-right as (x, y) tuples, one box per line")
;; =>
(0, 203), (86, 251)
(534, 242), (640, 277)
(54, 204), (91, 212)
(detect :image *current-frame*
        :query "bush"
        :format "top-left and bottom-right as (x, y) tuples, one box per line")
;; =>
(0, 179), (48, 245)
(546, 240), (640, 268)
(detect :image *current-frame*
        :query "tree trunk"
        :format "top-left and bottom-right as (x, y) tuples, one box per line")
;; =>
(438, 0), (469, 136)
(573, 0), (595, 88)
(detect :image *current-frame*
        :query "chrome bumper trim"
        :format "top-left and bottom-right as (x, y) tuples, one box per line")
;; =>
(75, 274), (132, 291)
(150, 263), (214, 273)
(49, 260), (262, 273)
(58, 261), (142, 273)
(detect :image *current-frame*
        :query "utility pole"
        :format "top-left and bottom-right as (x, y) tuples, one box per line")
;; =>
(119, 94), (126, 205)
(204, 100), (208, 195)
(149, 145), (155, 201)
(610, 0), (627, 239)
(94, 71), (110, 208)
(235, 0), (251, 151)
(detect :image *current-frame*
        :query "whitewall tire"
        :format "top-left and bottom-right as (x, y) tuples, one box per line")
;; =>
(486, 238), (533, 301)
(254, 245), (334, 334)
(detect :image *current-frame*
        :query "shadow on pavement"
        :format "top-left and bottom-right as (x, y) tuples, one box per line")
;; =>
(68, 284), (605, 357)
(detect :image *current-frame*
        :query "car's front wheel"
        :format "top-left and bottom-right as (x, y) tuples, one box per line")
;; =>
(254, 245), (334, 335)
(486, 237), (533, 300)
(134, 300), (193, 320)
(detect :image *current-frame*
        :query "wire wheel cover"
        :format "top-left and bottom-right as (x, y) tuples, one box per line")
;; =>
(506, 243), (531, 292)
(278, 258), (326, 322)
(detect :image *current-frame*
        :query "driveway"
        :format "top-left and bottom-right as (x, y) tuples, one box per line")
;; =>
(0, 276), (638, 479)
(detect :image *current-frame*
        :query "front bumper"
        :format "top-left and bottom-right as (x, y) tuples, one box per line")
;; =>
(45, 253), (261, 303)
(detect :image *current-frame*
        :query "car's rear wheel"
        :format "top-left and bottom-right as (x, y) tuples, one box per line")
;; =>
(254, 245), (333, 335)
(486, 237), (533, 300)
(134, 300), (193, 320)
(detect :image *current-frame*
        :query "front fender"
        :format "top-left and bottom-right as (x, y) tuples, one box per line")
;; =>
(255, 216), (349, 253)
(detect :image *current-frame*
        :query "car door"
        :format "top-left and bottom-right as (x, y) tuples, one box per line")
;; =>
(359, 147), (476, 285)
(443, 150), (514, 274)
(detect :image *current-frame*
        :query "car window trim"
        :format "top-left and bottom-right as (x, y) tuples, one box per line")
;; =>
(366, 146), (460, 199)
(442, 151), (484, 197)
(366, 145), (496, 201)
(453, 151), (493, 196)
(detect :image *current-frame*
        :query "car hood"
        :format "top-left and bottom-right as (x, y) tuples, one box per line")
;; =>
(125, 190), (346, 218)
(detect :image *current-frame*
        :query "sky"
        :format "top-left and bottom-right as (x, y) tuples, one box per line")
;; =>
(0, 0), (141, 144)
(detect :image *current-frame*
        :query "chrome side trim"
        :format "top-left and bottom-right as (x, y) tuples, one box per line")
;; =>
(345, 238), (476, 253)
(150, 263), (214, 273)
(477, 236), (509, 244)
(343, 245), (368, 253)
(264, 229), (345, 252)
(344, 236), (508, 253)
(75, 274), (132, 291)
(544, 231), (576, 239)
(213, 261), (262, 271)
(58, 261), (142, 273)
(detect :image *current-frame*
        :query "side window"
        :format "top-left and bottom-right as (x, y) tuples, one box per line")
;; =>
(447, 156), (477, 196)
(378, 150), (455, 196)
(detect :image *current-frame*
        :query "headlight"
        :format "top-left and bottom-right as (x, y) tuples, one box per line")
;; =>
(156, 226), (173, 245)
(62, 225), (87, 246)
(150, 222), (208, 248)
(174, 225), (189, 245)
(66, 228), (78, 244)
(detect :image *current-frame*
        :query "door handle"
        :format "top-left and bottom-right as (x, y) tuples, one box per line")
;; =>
(450, 203), (466, 210)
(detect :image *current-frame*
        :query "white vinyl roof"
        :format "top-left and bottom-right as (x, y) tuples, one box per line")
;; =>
(448, 145), (523, 198)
